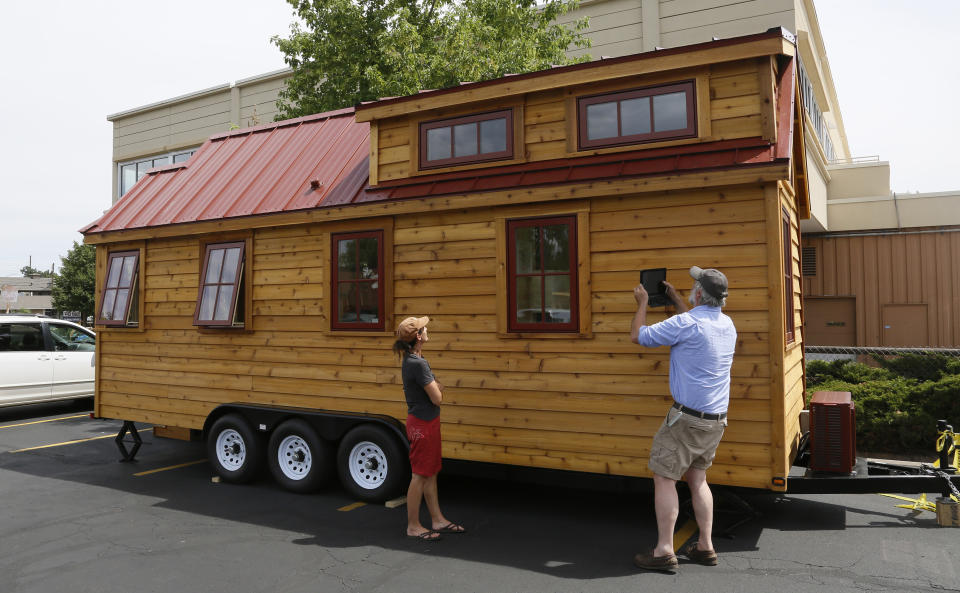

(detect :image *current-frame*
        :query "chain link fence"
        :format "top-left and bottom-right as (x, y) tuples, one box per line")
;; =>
(804, 346), (960, 454)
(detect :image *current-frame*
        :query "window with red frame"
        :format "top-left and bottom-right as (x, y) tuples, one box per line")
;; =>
(578, 81), (696, 150)
(782, 208), (795, 344)
(507, 216), (578, 332)
(98, 250), (139, 326)
(332, 230), (384, 330)
(195, 242), (246, 327)
(420, 109), (513, 169)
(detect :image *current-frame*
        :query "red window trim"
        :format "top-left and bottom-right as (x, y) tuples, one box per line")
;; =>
(419, 109), (514, 169)
(782, 208), (795, 344)
(97, 250), (140, 327)
(577, 81), (697, 150)
(507, 216), (579, 332)
(331, 230), (385, 331)
(194, 241), (246, 327)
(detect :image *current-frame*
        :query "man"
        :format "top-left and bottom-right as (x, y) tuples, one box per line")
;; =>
(629, 266), (737, 572)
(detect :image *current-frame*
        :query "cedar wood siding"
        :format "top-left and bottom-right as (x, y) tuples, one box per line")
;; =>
(95, 182), (787, 490)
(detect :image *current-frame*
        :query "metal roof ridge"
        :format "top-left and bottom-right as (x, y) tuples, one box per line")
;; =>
(208, 107), (357, 141)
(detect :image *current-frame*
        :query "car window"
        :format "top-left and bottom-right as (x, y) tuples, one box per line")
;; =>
(0, 323), (45, 352)
(48, 324), (96, 352)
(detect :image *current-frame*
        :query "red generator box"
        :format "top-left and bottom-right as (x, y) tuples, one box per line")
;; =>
(809, 391), (857, 473)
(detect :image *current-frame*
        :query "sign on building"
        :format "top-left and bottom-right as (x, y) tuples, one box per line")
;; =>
(1, 284), (18, 313)
(62, 311), (82, 323)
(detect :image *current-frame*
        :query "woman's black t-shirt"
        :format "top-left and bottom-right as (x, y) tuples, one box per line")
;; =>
(402, 354), (439, 421)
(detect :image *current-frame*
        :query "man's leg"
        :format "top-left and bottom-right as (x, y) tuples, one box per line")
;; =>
(685, 468), (714, 551)
(652, 472), (679, 557)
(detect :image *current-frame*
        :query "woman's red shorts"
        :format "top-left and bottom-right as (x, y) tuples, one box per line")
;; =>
(406, 414), (442, 477)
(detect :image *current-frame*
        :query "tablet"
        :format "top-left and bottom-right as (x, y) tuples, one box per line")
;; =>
(640, 268), (670, 307)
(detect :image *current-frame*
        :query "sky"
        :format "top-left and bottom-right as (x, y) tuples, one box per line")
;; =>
(0, 0), (957, 278)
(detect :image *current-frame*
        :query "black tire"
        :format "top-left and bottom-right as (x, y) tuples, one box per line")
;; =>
(336, 424), (409, 503)
(267, 419), (333, 493)
(207, 414), (264, 483)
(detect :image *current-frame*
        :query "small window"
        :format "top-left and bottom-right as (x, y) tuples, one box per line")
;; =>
(98, 250), (140, 327)
(507, 216), (578, 332)
(0, 323), (45, 352)
(578, 81), (696, 150)
(195, 242), (246, 327)
(782, 209), (795, 344)
(118, 148), (196, 197)
(332, 230), (384, 330)
(420, 110), (513, 169)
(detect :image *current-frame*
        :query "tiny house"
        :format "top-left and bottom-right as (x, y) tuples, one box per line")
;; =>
(83, 29), (809, 500)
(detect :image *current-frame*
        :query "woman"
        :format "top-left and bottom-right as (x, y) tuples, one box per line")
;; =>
(393, 316), (466, 541)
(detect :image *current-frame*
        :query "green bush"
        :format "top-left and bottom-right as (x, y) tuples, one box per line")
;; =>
(805, 358), (960, 455)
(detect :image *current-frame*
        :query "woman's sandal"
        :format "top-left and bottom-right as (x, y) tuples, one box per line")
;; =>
(434, 523), (466, 534)
(407, 530), (442, 541)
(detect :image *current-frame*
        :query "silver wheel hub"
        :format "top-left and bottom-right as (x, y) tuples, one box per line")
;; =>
(215, 429), (246, 471)
(277, 435), (312, 481)
(348, 441), (388, 490)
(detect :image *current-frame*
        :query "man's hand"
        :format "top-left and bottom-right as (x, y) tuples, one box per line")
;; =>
(663, 280), (689, 313)
(634, 284), (649, 306)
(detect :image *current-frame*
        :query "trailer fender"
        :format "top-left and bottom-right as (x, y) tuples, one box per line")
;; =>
(202, 403), (409, 450)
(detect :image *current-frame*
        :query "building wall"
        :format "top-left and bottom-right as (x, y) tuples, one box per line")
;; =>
(802, 229), (960, 347)
(94, 182), (796, 489)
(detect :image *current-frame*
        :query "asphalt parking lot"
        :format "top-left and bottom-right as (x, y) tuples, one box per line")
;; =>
(1, 401), (957, 593)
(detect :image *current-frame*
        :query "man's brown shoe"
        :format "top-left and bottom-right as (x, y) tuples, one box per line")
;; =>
(679, 541), (718, 566)
(633, 551), (679, 572)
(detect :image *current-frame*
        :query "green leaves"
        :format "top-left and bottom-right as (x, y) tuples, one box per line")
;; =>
(51, 241), (95, 321)
(272, 0), (590, 119)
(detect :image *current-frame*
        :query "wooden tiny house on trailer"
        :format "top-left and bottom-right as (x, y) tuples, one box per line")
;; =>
(83, 29), (809, 500)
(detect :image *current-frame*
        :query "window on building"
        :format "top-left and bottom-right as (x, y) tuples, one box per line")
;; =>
(98, 250), (140, 327)
(118, 149), (197, 197)
(332, 230), (384, 330)
(782, 208), (795, 344)
(507, 216), (578, 332)
(578, 81), (696, 150)
(420, 110), (513, 169)
(194, 242), (246, 327)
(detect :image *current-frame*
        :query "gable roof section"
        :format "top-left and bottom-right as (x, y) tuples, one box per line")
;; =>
(82, 108), (370, 235)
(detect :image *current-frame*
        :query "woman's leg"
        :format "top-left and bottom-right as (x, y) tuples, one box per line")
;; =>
(407, 473), (434, 537)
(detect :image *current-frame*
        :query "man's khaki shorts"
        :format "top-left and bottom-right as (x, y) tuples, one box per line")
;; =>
(648, 407), (727, 481)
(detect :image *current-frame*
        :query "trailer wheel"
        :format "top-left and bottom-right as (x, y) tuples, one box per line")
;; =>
(207, 414), (263, 483)
(267, 419), (332, 493)
(337, 424), (408, 502)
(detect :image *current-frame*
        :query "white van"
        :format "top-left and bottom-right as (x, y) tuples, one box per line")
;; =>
(0, 315), (95, 407)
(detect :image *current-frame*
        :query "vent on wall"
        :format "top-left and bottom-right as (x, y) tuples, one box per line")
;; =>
(802, 247), (817, 276)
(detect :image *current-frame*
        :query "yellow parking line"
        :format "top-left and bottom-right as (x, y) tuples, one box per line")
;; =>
(0, 414), (89, 429)
(134, 459), (207, 476)
(338, 502), (367, 512)
(9, 433), (114, 453)
(673, 518), (698, 551)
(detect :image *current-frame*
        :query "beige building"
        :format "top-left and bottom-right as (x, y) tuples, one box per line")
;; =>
(105, 0), (959, 346)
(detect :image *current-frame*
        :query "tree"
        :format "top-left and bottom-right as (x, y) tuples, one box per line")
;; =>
(272, 0), (590, 118)
(20, 265), (54, 278)
(52, 242), (96, 321)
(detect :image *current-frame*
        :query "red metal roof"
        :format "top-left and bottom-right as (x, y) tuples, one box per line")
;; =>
(83, 44), (798, 236)
(82, 109), (370, 234)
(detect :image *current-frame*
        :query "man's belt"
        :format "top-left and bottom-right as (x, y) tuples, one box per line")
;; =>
(672, 402), (727, 421)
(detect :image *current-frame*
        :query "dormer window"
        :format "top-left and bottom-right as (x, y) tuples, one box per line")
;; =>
(577, 81), (696, 150)
(419, 110), (513, 169)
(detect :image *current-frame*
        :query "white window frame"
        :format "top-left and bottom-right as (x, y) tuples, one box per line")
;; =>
(117, 147), (198, 198)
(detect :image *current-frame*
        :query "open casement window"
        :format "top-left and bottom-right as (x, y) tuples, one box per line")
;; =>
(98, 250), (140, 327)
(332, 230), (384, 331)
(419, 109), (513, 169)
(578, 81), (696, 150)
(507, 216), (578, 332)
(194, 242), (246, 327)
(782, 208), (795, 344)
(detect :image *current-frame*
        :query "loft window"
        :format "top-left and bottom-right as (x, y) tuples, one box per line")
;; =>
(420, 110), (513, 169)
(195, 242), (246, 327)
(578, 81), (696, 150)
(332, 230), (384, 330)
(98, 250), (140, 327)
(782, 208), (795, 344)
(507, 216), (578, 332)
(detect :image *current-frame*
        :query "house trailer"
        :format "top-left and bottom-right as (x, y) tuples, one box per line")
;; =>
(82, 29), (809, 500)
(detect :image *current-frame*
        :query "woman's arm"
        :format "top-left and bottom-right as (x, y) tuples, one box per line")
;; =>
(424, 380), (443, 406)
